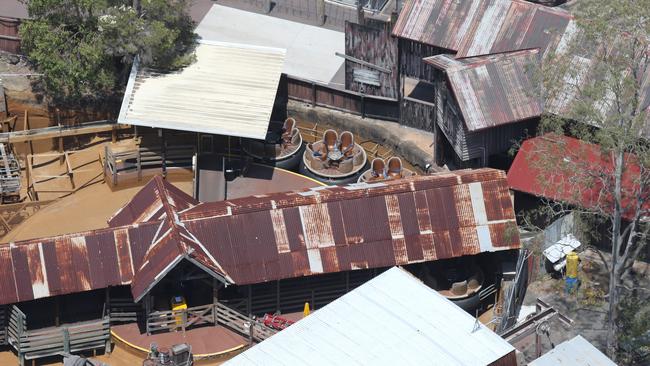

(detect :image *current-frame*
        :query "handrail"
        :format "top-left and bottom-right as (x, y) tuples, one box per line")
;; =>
(0, 120), (129, 143)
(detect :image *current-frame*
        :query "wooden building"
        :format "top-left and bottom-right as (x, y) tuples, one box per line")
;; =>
(0, 169), (520, 364)
(386, 0), (573, 167)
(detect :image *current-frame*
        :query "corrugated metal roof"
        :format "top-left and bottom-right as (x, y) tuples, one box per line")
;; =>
(0, 169), (520, 305)
(507, 134), (647, 221)
(180, 168), (520, 284)
(425, 50), (542, 131)
(225, 267), (516, 366)
(545, 32), (650, 136)
(529, 335), (616, 366)
(392, 0), (572, 58)
(118, 40), (286, 140)
(455, 0), (572, 58)
(108, 176), (198, 227)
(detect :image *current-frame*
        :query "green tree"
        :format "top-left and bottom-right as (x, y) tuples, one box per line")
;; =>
(534, 0), (650, 359)
(19, 0), (197, 106)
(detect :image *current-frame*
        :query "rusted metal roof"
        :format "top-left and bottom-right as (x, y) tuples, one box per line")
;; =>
(425, 50), (542, 131)
(128, 178), (231, 302)
(392, 0), (572, 58)
(180, 168), (520, 285)
(108, 176), (198, 227)
(0, 222), (159, 305)
(0, 169), (520, 305)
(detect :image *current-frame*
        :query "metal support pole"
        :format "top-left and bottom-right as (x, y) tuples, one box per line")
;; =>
(161, 129), (167, 179)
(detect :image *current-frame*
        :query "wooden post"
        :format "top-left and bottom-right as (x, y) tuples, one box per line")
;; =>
(361, 95), (366, 119)
(62, 327), (70, 353)
(316, 0), (326, 26)
(137, 148), (142, 181)
(144, 294), (151, 335)
(311, 82), (317, 107)
(345, 271), (350, 293)
(247, 285), (252, 316)
(248, 320), (254, 345)
(58, 137), (64, 164)
(276, 280), (280, 313)
(54, 297), (60, 327)
(212, 279), (219, 326)
(161, 129), (167, 179)
(111, 126), (117, 143)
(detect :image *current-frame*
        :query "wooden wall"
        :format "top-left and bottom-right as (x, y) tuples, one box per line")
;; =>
(398, 39), (448, 83)
(401, 97), (434, 132)
(0, 17), (20, 54)
(344, 21), (398, 99)
(287, 75), (399, 121)
(434, 78), (537, 165)
(223, 0), (359, 30)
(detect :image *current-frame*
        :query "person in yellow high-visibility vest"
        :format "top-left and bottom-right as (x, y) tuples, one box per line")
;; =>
(565, 252), (580, 293)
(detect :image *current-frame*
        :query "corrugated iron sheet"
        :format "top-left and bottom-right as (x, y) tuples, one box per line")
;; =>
(508, 134), (647, 221)
(425, 50), (542, 131)
(0, 169), (520, 306)
(392, 0), (572, 58)
(225, 267), (516, 366)
(118, 40), (286, 140)
(108, 176), (198, 227)
(529, 335), (615, 366)
(181, 168), (520, 285)
(0, 222), (158, 305)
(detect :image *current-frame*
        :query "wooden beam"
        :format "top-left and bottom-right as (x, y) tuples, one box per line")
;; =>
(335, 52), (392, 74)
(0, 121), (130, 144)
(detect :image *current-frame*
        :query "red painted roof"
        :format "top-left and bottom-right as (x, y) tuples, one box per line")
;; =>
(507, 134), (647, 220)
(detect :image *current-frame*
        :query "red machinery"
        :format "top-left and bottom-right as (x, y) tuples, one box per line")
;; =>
(261, 314), (295, 330)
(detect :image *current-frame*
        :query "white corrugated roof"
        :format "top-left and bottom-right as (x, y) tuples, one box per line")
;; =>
(529, 335), (616, 366)
(196, 5), (344, 85)
(118, 40), (286, 139)
(225, 267), (515, 366)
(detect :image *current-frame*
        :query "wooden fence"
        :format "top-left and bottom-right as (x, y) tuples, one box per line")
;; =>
(6, 305), (110, 366)
(107, 297), (141, 324)
(286, 75), (400, 122)
(214, 302), (277, 343)
(145, 303), (277, 343)
(104, 144), (195, 185)
(0, 17), (20, 54)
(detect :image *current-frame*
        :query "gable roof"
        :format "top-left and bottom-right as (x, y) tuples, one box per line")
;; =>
(118, 40), (286, 140)
(108, 176), (198, 227)
(225, 267), (516, 366)
(0, 169), (521, 306)
(425, 49), (542, 131)
(507, 134), (649, 221)
(393, 0), (572, 58)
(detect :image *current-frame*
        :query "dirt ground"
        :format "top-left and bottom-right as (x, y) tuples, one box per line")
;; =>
(0, 342), (230, 366)
(516, 248), (650, 363)
(4, 168), (192, 242)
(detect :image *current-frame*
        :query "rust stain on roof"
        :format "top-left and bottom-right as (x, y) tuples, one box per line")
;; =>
(425, 49), (542, 131)
(393, 0), (572, 58)
(0, 169), (520, 306)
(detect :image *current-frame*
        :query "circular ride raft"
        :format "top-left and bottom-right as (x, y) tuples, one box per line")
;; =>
(299, 129), (368, 185)
(357, 157), (416, 183)
(242, 118), (304, 170)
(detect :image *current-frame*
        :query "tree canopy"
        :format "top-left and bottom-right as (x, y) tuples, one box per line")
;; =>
(533, 0), (649, 360)
(19, 0), (197, 106)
